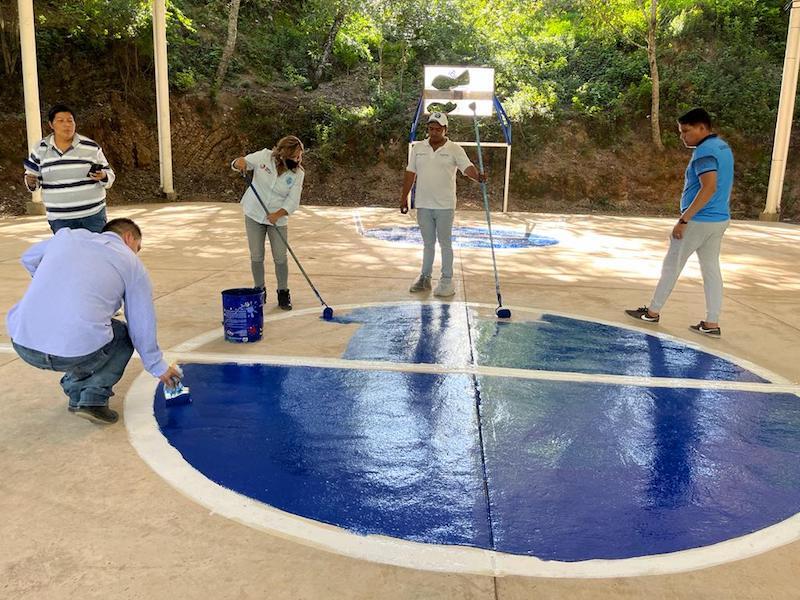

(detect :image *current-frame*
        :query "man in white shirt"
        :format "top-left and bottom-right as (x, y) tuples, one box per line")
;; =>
(400, 112), (485, 297)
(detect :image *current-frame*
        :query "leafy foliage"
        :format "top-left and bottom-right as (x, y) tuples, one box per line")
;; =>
(4, 0), (796, 207)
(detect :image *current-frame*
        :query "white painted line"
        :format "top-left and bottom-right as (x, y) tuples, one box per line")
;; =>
(493, 512), (800, 578)
(170, 304), (332, 352)
(169, 300), (797, 391)
(163, 351), (800, 396)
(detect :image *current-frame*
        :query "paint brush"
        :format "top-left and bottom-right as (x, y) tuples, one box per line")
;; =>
(164, 365), (192, 406)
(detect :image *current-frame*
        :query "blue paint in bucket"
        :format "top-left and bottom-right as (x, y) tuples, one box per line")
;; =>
(221, 288), (263, 343)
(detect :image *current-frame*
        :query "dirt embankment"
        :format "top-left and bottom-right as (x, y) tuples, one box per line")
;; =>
(1, 92), (798, 222)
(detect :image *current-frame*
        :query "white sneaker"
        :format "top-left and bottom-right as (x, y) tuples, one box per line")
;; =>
(433, 278), (455, 297)
(409, 275), (432, 293)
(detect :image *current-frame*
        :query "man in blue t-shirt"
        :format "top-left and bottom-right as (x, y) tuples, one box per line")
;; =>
(626, 108), (734, 337)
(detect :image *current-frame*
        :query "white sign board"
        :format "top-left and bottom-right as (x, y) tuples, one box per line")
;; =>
(423, 65), (494, 117)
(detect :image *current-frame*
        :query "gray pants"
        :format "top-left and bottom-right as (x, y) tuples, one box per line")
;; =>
(245, 215), (289, 290)
(417, 208), (455, 279)
(649, 219), (729, 322)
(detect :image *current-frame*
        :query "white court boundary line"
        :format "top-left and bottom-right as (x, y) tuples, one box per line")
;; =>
(162, 351), (800, 396)
(170, 300), (795, 386)
(126, 301), (800, 578)
(11, 300), (800, 389)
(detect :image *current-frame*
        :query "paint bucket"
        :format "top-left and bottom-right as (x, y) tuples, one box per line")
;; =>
(221, 288), (263, 343)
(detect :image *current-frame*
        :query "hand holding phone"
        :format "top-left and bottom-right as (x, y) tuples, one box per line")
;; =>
(87, 164), (106, 181)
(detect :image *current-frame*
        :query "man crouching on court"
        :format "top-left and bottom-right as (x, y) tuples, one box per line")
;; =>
(6, 218), (182, 424)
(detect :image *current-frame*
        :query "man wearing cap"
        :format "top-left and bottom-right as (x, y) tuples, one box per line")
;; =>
(400, 112), (486, 297)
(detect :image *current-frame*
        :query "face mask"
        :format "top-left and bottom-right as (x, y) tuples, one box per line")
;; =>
(284, 158), (299, 170)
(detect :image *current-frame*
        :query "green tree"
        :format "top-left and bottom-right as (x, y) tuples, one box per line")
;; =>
(311, 0), (353, 88)
(581, 0), (692, 150)
(213, 0), (243, 92)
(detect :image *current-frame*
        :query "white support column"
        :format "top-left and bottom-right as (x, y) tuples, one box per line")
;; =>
(503, 145), (512, 213)
(763, 0), (800, 221)
(152, 10), (164, 189)
(152, 0), (176, 199)
(18, 0), (45, 215)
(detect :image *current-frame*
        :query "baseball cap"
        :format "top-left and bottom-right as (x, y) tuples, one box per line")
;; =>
(427, 112), (448, 127)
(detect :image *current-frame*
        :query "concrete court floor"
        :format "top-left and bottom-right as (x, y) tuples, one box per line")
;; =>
(1, 202), (799, 600)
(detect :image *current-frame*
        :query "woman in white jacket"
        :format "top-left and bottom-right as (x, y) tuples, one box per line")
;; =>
(231, 135), (305, 310)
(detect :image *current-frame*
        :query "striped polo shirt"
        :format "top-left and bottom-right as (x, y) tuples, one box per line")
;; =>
(23, 133), (116, 221)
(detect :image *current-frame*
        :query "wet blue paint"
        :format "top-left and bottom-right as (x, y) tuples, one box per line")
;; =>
(332, 303), (471, 367)
(479, 378), (800, 560)
(153, 305), (797, 561)
(156, 363), (800, 560)
(362, 226), (559, 249)
(333, 305), (765, 382)
(471, 314), (767, 382)
(156, 363), (492, 546)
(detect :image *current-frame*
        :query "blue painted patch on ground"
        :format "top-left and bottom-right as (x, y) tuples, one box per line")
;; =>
(330, 303), (471, 367)
(362, 225), (559, 249)
(154, 304), (798, 561)
(478, 377), (800, 560)
(471, 314), (767, 382)
(156, 364), (492, 546)
(331, 304), (765, 382)
(156, 364), (800, 560)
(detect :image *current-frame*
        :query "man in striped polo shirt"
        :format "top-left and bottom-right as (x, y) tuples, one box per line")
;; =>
(23, 104), (116, 233)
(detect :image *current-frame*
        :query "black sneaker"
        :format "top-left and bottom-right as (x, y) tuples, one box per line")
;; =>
(277, 289), (292, 310)
(625, 306), (660, 323)
(70, 406), (119, 424)
(689, 321), (721, 337)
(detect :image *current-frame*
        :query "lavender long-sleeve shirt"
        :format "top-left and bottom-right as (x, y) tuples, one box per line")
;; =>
(6, 228), (168, 377)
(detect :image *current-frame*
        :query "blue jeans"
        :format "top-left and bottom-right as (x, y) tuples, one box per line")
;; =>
(12, 319), (134, 408)
(416, 208), (455, 279)
(49, 207), (107, 234)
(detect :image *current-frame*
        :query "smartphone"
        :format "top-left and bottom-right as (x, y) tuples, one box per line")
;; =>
(87, 163), (104, 176)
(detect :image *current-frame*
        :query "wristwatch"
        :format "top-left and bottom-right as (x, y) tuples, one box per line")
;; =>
(678, 218), (689, 224)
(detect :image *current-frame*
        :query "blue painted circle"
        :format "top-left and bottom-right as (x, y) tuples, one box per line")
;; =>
(362, 226), (559, 249)
(155, 305), (800, 561)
